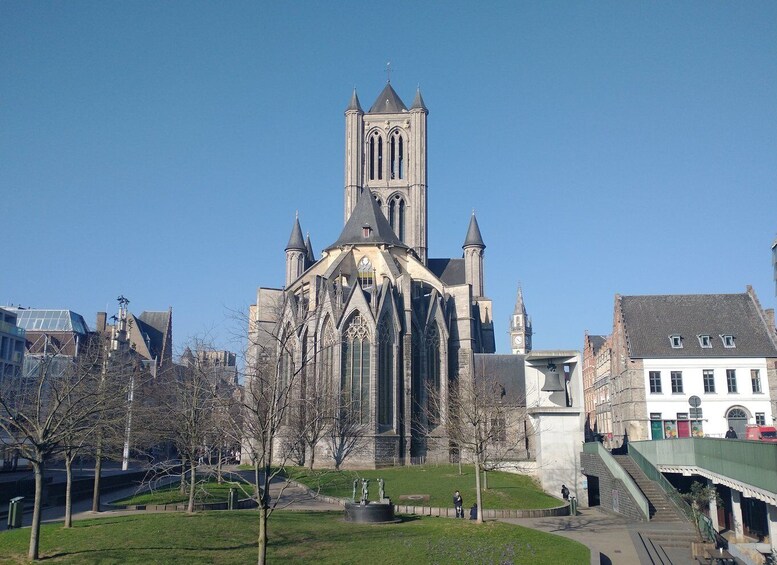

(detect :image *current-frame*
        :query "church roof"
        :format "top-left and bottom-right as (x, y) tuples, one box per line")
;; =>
(285, 217), (306, 251)
(410, 88), (428, 112)
(428, 258), (465, 286)
(463, 213), (485, 248)
(345, 88), (362, 112)
(473, 354), (527, 406)
(325, 189), (407, 251)
(369, 83), (408, 114)
(305, 233), (315, 264)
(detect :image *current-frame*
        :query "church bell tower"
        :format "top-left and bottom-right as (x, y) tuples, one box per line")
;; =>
(510, 286), (532, 354)
(344, 80), (429, 263)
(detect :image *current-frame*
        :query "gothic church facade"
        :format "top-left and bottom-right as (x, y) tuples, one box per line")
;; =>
(248, 82), (496, 467)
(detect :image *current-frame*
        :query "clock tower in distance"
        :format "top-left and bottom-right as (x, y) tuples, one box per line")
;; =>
(509, 286), (532, 354)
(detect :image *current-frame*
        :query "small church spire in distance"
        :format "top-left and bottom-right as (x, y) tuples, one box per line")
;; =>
(346, 87), (362, 112)
(463, 211), (485, 249)
(410, 86), (427, 111)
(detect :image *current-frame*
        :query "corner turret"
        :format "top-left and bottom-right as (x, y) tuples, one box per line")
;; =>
(462, 212), (485, 297)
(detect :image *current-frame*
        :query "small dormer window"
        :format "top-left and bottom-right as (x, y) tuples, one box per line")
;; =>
(669, 335), (683, 349)
(720, 334), (735, 348)
(698, 335), (712, 348)
(362, 224), (372, 238)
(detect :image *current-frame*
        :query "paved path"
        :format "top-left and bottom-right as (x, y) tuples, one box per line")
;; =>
(501, 507), (644, 565)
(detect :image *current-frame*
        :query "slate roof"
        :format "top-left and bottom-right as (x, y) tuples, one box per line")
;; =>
(620, 293), (777, 358)
(345, 88), (362, 112)
(587, 335), (607, 354)
(428, 258), (465, 286)
(410, 88), (427, 111)
(473, 354), (527, 406)
(369, 83), (407, 114)
(286, 217), (306, 251)
(325, 190), (407, 251)
(463, 213), (485, 248)
(137, 310), (172, 360)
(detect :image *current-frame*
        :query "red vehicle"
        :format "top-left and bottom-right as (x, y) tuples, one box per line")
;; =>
(745, 425), (777, 443)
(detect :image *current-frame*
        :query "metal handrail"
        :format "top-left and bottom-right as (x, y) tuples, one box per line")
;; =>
(627, 443), (695, 523)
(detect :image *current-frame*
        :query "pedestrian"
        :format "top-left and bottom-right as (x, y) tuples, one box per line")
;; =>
(561, 484), (570, 500)
(453, 490), (463, 518)
(469, 503), (478, 520)
(725, 426), (737, 439)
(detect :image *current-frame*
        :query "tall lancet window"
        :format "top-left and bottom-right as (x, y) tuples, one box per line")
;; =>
(390, 131), (404, 179)
(425, 324), (440, 425)
(388, 195), (406, 242)
(279, 324), (295, 423)
(320, 318), (336, 401)
(341, 314), (371, 424)
(378, 317), (394, 428)
(368, 132), (383, 181)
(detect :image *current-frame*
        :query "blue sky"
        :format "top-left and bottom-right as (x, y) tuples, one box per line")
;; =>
(2, 2), (776, 355)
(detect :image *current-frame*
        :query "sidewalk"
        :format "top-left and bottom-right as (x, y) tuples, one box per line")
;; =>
(501, 507), (644, 565)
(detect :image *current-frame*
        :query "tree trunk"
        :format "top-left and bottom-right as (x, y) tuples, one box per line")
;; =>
(91, 446), (102, 512)
(217, 446), (223, 484)
(28, 459), (44, 560)
(180, 457), (187, 495)
(257, 503), (268, 565)
(483, 469), (488, 490)
(64, 454), (73, 528)
(307, 447), (315, 470)
(474, 461), (483, 524)
(187, 458), (196, 513)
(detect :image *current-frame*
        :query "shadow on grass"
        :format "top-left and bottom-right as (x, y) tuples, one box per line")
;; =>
(41, 542), (257, 561)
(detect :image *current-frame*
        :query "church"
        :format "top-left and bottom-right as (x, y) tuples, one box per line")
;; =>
(247, 82), (581, 482)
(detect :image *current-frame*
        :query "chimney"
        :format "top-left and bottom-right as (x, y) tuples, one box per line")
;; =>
(96, 312), (107, 333)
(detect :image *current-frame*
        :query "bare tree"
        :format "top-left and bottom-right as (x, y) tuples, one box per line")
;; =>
(326, 402), (367, 470)
(432, 360), (531, 524)
(0, 334), (127, 560)
(239, 289), (327, 565)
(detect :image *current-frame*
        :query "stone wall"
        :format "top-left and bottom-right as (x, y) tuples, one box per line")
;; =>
(581, 452), (647, 522)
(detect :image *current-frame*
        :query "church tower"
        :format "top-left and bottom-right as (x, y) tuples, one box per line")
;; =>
(285, 215), (306, 286)
(510, 286), (532, 354)
(344, 82), (429, 263)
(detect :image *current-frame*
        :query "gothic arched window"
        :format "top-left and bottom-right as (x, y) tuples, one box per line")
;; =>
(425, 325), (440, 425)
(388, 195), (406, 242)
(369, 132), (383, 181)
(390, 131), (404, 180)
(320, 317), (337, 400)
(341, 314), (371, 424)
(378, 317), (394, 427)
(357, 256), (374, 289)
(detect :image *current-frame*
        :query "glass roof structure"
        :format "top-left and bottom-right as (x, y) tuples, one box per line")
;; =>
(7, 309), (90, 335)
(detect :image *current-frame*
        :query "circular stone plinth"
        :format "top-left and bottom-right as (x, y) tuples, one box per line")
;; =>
(344, 502), (399, 523)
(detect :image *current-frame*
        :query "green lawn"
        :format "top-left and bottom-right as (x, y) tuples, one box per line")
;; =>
(0, 511), (589, 564)
(112, 480), (253, 506)
(287, 465), (561, 510)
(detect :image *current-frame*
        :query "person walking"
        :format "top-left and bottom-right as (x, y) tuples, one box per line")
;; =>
(453, 490), (463, 518)
(725, 427), (737, 439)
(561, 484), (570, 501)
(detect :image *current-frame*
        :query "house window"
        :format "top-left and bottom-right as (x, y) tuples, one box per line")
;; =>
(357, 256), (374, 289)
(649, 371), (662, 394)
(669, 335), (683, 348)
(755, 413), (766, 425)
(388, 195), (406, 242)
(703, 369), (715, 393)
(751, 369), (762, 393)
(671, 371), (683, 394)
(726, 369), (737, 393)
(690, 407), (703, 419)
(698, 335), (712, 348)
(720, 334), (735, 348)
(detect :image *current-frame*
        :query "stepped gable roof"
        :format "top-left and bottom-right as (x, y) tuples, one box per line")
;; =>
(325, 190), (407, 251)
(473, 354), (527, 406)
(428, 258), (465, 286)
(410, 87), (427, 111)
(285, 216), (306, 251)
(620, 292), (777, 358)
(345, 88), (362, 112)
(462, 213), (485, 248)
(369, 83), (407, 114)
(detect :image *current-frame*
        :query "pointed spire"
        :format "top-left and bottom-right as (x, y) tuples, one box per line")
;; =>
(513, 284), (525, 315)
(462, 212), (486, 249)
(305, 233), (315, 264)
(345, 87), (362, 112)
(410, 86), (427, 112)
(285, 216), (306, 251)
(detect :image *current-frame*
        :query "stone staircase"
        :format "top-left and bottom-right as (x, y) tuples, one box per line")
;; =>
(613, 455), (700, 564)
